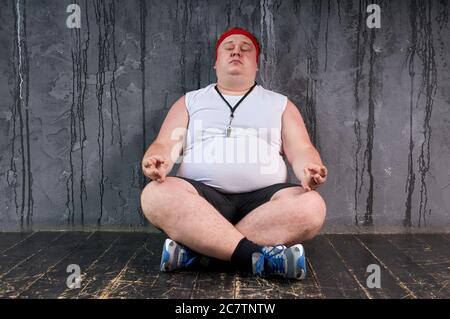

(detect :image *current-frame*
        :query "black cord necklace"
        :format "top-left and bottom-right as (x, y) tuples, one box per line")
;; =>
(214, 82), (257, 137)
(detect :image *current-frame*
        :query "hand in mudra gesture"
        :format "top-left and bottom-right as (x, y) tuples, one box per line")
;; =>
(300, 163), (328, 192)
(142, 155), (169, 183)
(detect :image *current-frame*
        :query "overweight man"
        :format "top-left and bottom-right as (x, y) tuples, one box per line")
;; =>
(140, 27), (327, 280)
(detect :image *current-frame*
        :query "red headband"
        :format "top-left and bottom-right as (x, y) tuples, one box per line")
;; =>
(216, 28), (260, 64)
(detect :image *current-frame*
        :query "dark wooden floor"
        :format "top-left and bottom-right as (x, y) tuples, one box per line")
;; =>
(0, 232), (448, 299)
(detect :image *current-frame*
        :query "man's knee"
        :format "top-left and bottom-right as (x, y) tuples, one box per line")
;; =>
(307, 191), (326, 227)
(140, 181), (164, 227)
(140, 177), (194, 227)
(293, 190), (326, 234)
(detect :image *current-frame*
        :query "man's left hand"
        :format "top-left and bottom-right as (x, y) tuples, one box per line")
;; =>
(300, 163), (328, 192)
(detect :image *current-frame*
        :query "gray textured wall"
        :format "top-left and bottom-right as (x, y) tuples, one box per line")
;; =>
(0, 0), (449, 230)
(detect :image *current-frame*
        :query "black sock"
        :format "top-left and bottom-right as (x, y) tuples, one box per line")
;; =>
(198, 256), (233, 271)
(230, 238), (264, 272)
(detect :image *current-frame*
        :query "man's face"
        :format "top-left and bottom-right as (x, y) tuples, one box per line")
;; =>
(215, 34), (258, 80)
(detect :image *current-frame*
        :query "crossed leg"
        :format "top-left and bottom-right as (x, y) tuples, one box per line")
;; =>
(140, 177), (326, 262)
(235, 186), (326, 247)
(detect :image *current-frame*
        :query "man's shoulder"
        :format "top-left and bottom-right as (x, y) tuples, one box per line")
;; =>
(184, 84), (216, 108)
(186, 83), (216, 96)
(257, 85), (288, 101)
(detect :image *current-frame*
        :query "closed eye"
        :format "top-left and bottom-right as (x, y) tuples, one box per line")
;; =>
(223, 44), (252, 51)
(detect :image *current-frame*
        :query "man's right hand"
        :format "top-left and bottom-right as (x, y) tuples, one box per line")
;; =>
(142, 155), (170, 182)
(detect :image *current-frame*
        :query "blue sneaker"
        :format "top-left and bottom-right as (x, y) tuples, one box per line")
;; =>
(252, 244), (307, 280)
(160, 238), (198, 272)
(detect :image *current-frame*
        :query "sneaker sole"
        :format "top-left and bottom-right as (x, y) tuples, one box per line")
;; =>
(291, 244), (306, 280)
(160, 238), (179, 272)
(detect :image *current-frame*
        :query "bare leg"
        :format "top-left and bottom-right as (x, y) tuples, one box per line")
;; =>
(140, 177), (244, 261)
(234, 187), (326, 247)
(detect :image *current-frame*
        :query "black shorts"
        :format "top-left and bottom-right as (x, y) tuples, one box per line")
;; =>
(176, 176), (301, 225)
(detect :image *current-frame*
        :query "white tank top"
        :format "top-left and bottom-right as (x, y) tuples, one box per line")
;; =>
(176, 83), (289, 193)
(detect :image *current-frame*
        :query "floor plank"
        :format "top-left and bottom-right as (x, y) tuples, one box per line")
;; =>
(327, 234), (413, 299)
(102, 234), (209, 299)
(143, 272), (199, 299)
(18, 232), (121, 298)
(0, 231), (93, 298)
(1, 232), (448, 299)
(387, 234), (450, 297)
(191, 270), (237, 299)
(233, 269), (322, 299)
(413, 234), (450, 259)
(356, 235), (445, 298)
(97, 235), (172, 299)
(0, 232), (63, 278)
(58, 232), (148, 299)
(304, 236), (367, 298)
(0, 232), (36, 254)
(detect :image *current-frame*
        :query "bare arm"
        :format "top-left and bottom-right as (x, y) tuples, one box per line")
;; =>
(142, 96), (188, 181)
(281, 99), (327, 191)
